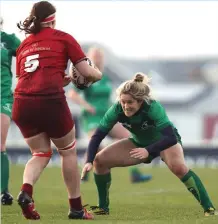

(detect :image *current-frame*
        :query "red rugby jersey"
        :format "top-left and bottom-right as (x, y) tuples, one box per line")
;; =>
(15, 27), (85, 98)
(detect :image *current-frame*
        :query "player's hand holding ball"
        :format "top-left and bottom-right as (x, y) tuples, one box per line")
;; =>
(69, 58), (100, 90)
(63, 75), (72, 87)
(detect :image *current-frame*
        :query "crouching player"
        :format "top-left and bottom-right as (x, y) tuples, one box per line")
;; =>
(82, 73), (217, 216)
(12, 1), (102, 220)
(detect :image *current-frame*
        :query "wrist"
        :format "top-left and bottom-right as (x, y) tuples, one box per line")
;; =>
(86, 160), (93, 164)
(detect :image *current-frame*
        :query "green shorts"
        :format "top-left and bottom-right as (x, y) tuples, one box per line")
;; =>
(1, 96), (13, 118)
(128, 133), (183, 164)
(81, 114), (103, 133)
(128, 137), (158, 164)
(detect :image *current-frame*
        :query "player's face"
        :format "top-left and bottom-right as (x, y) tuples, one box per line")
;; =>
(120, 94), (143, 117)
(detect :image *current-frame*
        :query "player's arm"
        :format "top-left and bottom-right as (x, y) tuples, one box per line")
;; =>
(86, 103), (120, 164)
(146, 102), (178, 154)
(67, 88), (95, 114)
(11, 34), (21, 56)
(65, 34), (102, 82)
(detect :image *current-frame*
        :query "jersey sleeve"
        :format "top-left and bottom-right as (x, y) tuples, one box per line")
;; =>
(10, 34), (21, 56)
(148, 101), (171, 130)
(65, 34), (86, 65)
(98, 103), (120, 132)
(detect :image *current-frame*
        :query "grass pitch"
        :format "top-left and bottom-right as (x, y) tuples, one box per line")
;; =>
(1, 165), (218, 224)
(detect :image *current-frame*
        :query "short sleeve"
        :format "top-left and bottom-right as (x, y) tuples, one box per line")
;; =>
(148, 101), (171, 130)
(65, 34), (86, 64)
(98, 103), (120, 132)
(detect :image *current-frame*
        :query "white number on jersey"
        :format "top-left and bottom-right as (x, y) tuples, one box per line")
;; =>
(24, 54), (39, 72)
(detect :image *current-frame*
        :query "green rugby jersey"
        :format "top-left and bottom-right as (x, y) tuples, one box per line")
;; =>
(99, 100), (180, 147)
(77, 74), (112, 116)
(1, 31), (20, 98)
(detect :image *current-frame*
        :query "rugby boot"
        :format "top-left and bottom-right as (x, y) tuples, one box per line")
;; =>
(17, 191), (40, 220)
(68, 207), (94, 219)
(1, 191), (13, 205)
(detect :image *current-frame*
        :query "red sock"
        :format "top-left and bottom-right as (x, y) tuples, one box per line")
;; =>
(21, 183), (33, 198)
(69, 197), (83, 211)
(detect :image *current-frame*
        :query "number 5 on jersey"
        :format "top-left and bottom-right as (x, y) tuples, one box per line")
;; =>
(24, 54), (39, 72)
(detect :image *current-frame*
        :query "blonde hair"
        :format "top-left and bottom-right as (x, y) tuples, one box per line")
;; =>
(116, 72), (153, 103)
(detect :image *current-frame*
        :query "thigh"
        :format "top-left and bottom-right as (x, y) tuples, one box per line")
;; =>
(95, 138), (143, 168)
(160, 143), (186, 167)
(108, 123), (130, 139)
(12, 98), (42, 138)
(51, 127), (75, 149)
(1, 113), (11, 150)
(45, 99), (74, 139)
(25, 132), (51, 154)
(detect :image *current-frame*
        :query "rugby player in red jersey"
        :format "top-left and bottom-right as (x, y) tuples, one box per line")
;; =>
(12, 1), (102, 220)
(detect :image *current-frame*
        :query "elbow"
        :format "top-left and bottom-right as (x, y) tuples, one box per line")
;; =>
(95, 70), (103, 81)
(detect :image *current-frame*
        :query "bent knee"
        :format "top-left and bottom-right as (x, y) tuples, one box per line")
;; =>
(32, 151), (52, 167)
(94, 153), (108, 168)
(1, 145), (6, 152)
(169, 163), (188, 177)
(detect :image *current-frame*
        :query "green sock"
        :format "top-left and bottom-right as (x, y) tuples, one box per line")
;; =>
(181, 170), (214, 211)
(1, 152), (10, 193)
(94, 172), (111, 210)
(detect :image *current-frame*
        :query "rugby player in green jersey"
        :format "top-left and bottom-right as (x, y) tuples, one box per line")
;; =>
(0, 17), (21, 205)
(68, 47), (152, 183)
(81, 73), (217, 216)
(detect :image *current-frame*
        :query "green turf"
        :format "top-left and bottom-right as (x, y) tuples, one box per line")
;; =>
(1, 165), (218, 224)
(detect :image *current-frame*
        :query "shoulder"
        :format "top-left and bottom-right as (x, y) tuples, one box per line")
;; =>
(148, 100), (164, 110)
(1, 32), (18, 42)
(106, 101), (122, 113)
(52, 29), (76, 41)
(147, 100), (167, 118)
(51, 28), (69, 36)
(139, 100), (165, 115)
(111, 101), (123, 114)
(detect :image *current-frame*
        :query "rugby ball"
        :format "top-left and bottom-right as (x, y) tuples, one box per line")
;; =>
(69, 58), (94, 90)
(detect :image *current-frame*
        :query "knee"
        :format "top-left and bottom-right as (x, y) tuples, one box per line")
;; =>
(1, 140), (6, 151)
(93, 153), (107, 169)
(168, 163), (189, 178)
(32, 151), (52, 167)
(1, 145), (6, 152)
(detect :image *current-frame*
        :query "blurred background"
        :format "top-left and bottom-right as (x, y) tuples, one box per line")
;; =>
(1, 0), (218, 167)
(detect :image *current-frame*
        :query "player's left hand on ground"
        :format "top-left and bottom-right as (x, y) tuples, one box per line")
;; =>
(63, 75), (72, 87)
(130, 148), (149, 159)
(81, 163), (93, 180)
